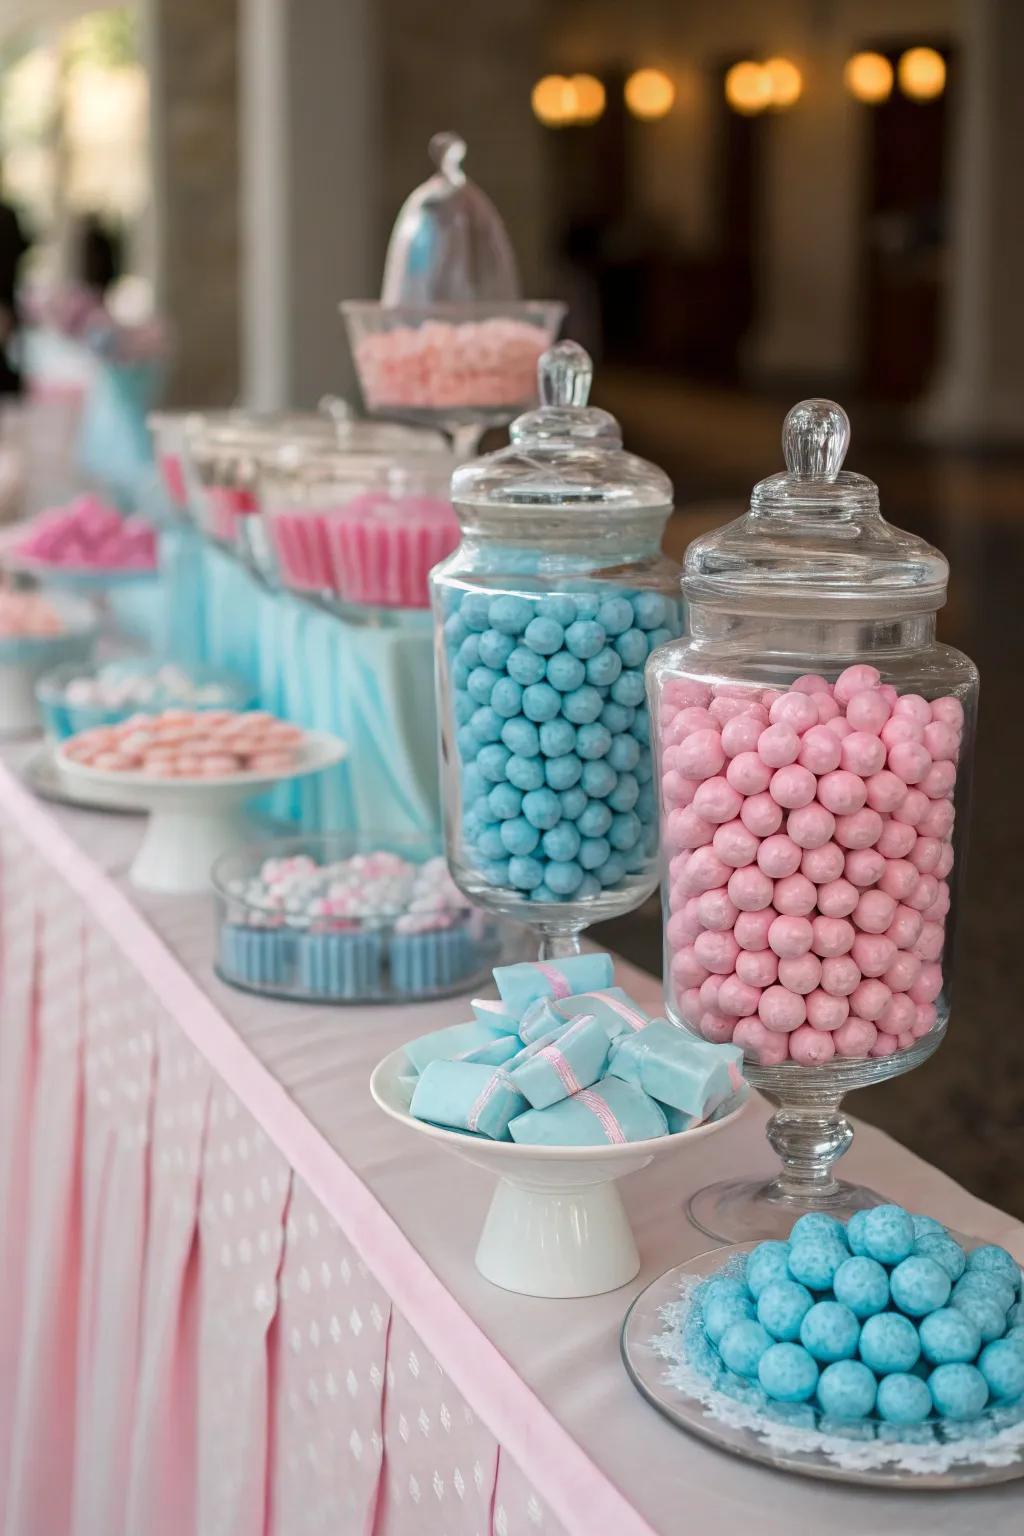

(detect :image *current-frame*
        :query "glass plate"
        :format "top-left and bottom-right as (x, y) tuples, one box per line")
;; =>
(620, 1243), (1024, 1489)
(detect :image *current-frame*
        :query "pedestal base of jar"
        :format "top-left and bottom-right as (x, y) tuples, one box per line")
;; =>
(476, 1177), (639, 1298)
(683, 1023), (946, 1244)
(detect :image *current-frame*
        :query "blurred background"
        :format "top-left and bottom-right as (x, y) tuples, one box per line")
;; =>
(1, 0), (1021, 1210)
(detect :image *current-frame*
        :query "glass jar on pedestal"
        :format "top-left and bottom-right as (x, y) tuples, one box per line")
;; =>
(646, 399), (978, 1240)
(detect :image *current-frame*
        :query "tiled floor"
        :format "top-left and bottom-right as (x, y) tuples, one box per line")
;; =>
(595, 370), (1024, 1221)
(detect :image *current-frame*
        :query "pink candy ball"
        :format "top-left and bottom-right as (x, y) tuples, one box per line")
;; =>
(778, 953), (822, 995)
(801, 843), (845, 884)
(798, 726), (843, 774)
(888, 740), (932, 785)
(697, 887), (740, 931)
(921, 761), (956, 799)
(894, 693), (932, 725)
(910, 835), (941, 874)
(726, 752), (773, 796)
(906, 874), (939, 913)
(739, 792), (784, 837)
(853, 889), (897, 934)
(815, 878), (859, 918)
(850, 978), (891, 1021)
(931, 695), (964, 728)
(840, 731), (887, 777)
(884, 903), (923, 949)
(682, 847), (734, 894)
(844, 848), (886, 888)
(769, 692), (819, 734)
(666, 807), (714, 851)
(709, 695), (752, 726)
(834, 808), (883, 850)
(736, 949), (779, 987)
(692, 776), (743, 825)
(718, 974), (762, 1017)
(699, 1011), (736, 1044)
(851, 932), (896, 977)
(773, 873), (817, 916)
(875, 819), (917, 858)
(922, 720), (959, 761)
(758, 985), (806, 1033)
(893, 789), (930, 829)
(821, 955), (862, 996)
(834, 664), (881, 704)
(757, 723), (801, 768)
(811, 915), (856, 957)
(881, 716), (923, 750)
(914, 921), (946, 963)
(813, 692), (842, 723)
(909, 963), (943, 1004)
(935, 843), (954, 878)
(871, 1033), (899, 1059)
(734, 908), (777, 950)
(769, 764), (817, 809)
(878, 858), (918, 900)
(806, 989), (850, 1031)
(918, 799), (955, 839)
(667, 909), (699, 947)
(721, 714), (764, 757)
(884, 951), (922, 993)
(792, 674), (831, 695)
(733, 1017), (790, 1066)
(693, 929), (741, 975)
(845, 690), (892, 734)
(727, 866), (775, 912)
(677, 987), (702, 1022)
(662, 772), (698, 808)
(833, 1017), (878, 1057)
(675, 728), (726, 781)
(864, 770), (908, 814)
(699, 974), (726, 1012)
(768, 914), (814, 958)
(788, 1024), (836, 1065)
(817, 770), (867, 815)
(712, 819), (760, 868)
(877, 992), (916, 1037)
(671, 947), (709, 988)
(787, 803), (835, 850)
(757, 834), (802, 878)
(914, 1002), (938, 1036)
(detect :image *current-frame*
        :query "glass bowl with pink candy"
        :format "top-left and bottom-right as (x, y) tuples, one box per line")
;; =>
(646, 399), (978, 1243)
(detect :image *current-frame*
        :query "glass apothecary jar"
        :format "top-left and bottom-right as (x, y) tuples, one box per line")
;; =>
(431, 340), (683, 957)
(646, 399), (979, 1240)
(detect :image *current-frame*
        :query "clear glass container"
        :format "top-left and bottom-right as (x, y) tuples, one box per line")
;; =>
(431, 339), (683, 958)
(147, 409), (202, 518)
(646, 399), (979, 1240)
(212, 832), (508, 1003)
(340, 132), (564, 457)
(36, 658), (253, 740)
(259, 439), (457, 614)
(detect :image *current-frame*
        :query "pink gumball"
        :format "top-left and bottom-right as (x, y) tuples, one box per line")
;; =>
(844, 848), (886, 888)
(768, 915), (814, 958)
(816, 878), (859, 918)
(769, 692), (818, 735)
(683, 847), (734, 894)
(677, 987), (702, 1023)
(694, 928), (741, 975)
(721, 714), (764, 757)
(817, 770), (867, 815)
(709, 695), (752, 726)
(906, 874), (939, 913)
(828, 717), (854, 740)
(726, 752), (774, 796)
(834, 664), (882, 704)
(909, 963), (943, 1004)
(727, 866), (775, 912)
(870, 1034), (899, 1059)
(733, 1018), (790, 1066)
(833, 1017), (878, 1058)
(692, 776), (743, 825)
(757, 724), (801, 768)
(894, 694), (932, 725)
(699, 974), (726, 1012)
(667, 807), (714, 850)
(788, 1024), (836, 1065)
(875, 819), (917, 859)
(757, 834), (802, 878)
(675, 728), (726, 781)
(840, 732), (887, 777)
(913, 1002), (937, 1037)
(672, 705), (716, 736)
(846, 690), (892, 734)
(813, 692), (841, 724)
(918, 799), (955, 839)
(798, 725), (842, 774)
(760, 689), (784, 709)
(878, 858), (918, 900)
(893, 788), (929, 827)
(853, 889), (897, 934)
(884, 951), (922, 993)
(851, 932), (896, 977)
(713, 819), (760, 868)
(739, 792), (784, 837)
(791, 673), (831, 696)
(914, 921), (945, 963)
(758, 986), (806, 1033)
(850, 978), (891, 1021)
(834, 808), (883, 850)
(930, 696), (964, 729)
(736, 949), (779, 987)
(922, 720), (959, 762)
(806, 989), (850, 1031)
(769, 765), (817, 809)
(909, 835), (941, 874)
(662, 771), (698, 808)
(787, 803), (835, 850)
(921, 761), (957, 799)
(864, 770), (908, 814)
(778, 953), (822, 995)
(699, 1011), (736, 1044)
(718, 974), (761, 1017)
(821, 955), (862, 997)
(877, 993), (915, 1037)
(888, 740), (932, 785)
(665, 680), (711, 710)
(926, 881), (951, 921)
(935, 843), (955, 878)
(773, 873), (817, 916)
(801, 842), (845, 884)
(885, 904), (924, 949)
(881, 716), (923, 750)
(667, 909), (700, 947)
(671, 947), (709, 988)
(810, 916), (855, 958)
(734, 908), (777, 951)
(697, 887), (740, 931)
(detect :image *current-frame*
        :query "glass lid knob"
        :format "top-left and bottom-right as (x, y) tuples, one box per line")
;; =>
(539, 340), (593, 407)
(782, 398), (850, 482)
(430, 130), (467, 186)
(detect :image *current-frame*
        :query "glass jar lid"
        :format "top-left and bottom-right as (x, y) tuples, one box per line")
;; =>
(189, 405), (441, 489)
(451, 340), (673, 513)
(683, 398), (948, 615)
(380, 132), (519, 305)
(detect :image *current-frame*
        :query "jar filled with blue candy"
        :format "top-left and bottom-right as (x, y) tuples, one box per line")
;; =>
(430, 340), (682, 957)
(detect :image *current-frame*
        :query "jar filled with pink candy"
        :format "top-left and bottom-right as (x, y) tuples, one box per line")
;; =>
(646, 398), (978, 1243)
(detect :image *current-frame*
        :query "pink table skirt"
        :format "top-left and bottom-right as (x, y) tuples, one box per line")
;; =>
(2, 753), (1022, 1536)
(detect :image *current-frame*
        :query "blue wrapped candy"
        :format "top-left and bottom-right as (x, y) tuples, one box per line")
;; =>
(520, 984), (653, 1044)
(410, 1060), (527, 1140)
(493, 952), (614, 1015)
(509, 1012), (610, 1109)
(607, 1021), (744, 1121)
(404, 1016), (517, 1075)
(508, 1076), (667, 1147)
(470, 996), (519, 1033)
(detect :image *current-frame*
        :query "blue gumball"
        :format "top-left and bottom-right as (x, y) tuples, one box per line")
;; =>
(596, 853), (626, 887)
(477, 628), (516, 670)
(461, 592), (493, 631)
(859, 1313), (920, 1375)
(508, 855), (544, 891)
(833, 1256), (890, 1319)
(545, 652), (586, 693)
(629, 704), (651, 741)
(476, 825), (506, 860)
(703, 1290), (755, 1344)
(607, 734), (640, 773)
(919, 1307), (982, 1366)
(954, 1271), (1016, 1314)
(745, 1242), (791, 1300)
(889, 1256), (952, 1317)
(757, 1280), (814, 1342)
(467, 665), (501, 705)
(544, 754), (582, 791)
(576, 723), (612, 760)
(530, 883), (558, 903)
(914, 1232), (967, 1282)
(487, 783), (522, 821)
(456, 725), (478, 759)
(929, 1363), (989, 1421)
(757, 1343), (819, 1404)
(845, 1209), (871, 1257)
(539, 718), (576, 758)
(597, 596), (634, 636)
(500, 817), (540, 857)
(487, 593), (532, 635)
(562, 685), (604, 725)
(563, 619), (606, 659)
(454, 692), (476, 727)
(581, 759), (617, 799)
(965, 1245), (1021, 1292)
(600, 700), (633, 734)
(545, 859), (585, 897)
(539, 594), (578, 627)
(860, 1205), (916, 1266)
(458, 633), (481, 667)
(541, 822), (581, 863)
(452, 658), (472, 690)
(444, 611), (468, 646)
(719, 1320), (773, 1379)
(631, 591), (668, 631)
(500, 717), (540, 757)
(559, 785), (587, 820)
(481, 858), (510, 886)
(576, 873), (601, 899)
(506, 754), (545, 792)
(522, 683), (562, 723)
(523, 616), (564, 656)
(790, 1214), (847, 1245)
(584, 647), (622, 688)
(950, 1289), (1007, 1344)
(506, 646), (547, 686)
(471, 706), (504, 744)
(522, 787), (562, 830)
(490, 678), (524, 719)
(477, 744), (511, 784)
(611, 669), (646, 707)
(607, 773), (640, 813)
(645, 626), (674, 650)
(799, 1302), (860, 1364)
(577, 799), (613, 838)
(876, 1372), (932, 1426)
(911, 1214), (946, 1240)
(817, 1359), (877, 1421)
(978, 1339), (1024, 1401)
(609, 811), (642, 852)
(614, 628), (649, 669)
(578, 836), (611, 871)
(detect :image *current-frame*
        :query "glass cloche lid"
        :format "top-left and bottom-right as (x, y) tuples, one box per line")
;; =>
(190, 404), (442, 487)
(683, 398), (948, 615)
(451, 340), (673, 512)
(380, 131), (519, 305)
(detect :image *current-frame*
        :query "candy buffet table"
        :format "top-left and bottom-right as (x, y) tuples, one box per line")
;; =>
(0, 748), (1020, 1536)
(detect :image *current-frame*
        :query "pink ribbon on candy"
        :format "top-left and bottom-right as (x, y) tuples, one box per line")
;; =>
(533, 1014), (597, 1098)
(574, 1089), (627, 1145)
(583, 989), (648, 1032)
(533, 962), (572, 1000)
(467, 1068), (513, 1133)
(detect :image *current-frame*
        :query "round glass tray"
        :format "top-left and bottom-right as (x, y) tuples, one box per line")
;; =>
(620, 1243), (1024, 1489)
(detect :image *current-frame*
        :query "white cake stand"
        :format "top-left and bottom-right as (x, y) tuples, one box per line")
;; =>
(370, 1046), (751, 1299)
(57, 730), (347, 893)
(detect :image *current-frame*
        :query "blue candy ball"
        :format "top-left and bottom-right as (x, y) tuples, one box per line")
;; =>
(476, 826), (506, 859)
(645, 626), (674, 650)
(914, 1232), (967, 1282)
(522, 683), (562, 722)
(444, 612), (468, 646)
(634, 747), (653, 784)
(562, 685), (604, 725)
(787, 1235), (849, 1292)
(703, 1290), (756, 1344)
(476, 628), (516, 670)
(607, 734), (641, 773)
(614, 628), (649, 669)
(597, 596), (634, 636)
(576, 723), (613, 760)
(611, 669), (646, 707)
(596, 853), (627, 887)
(745, 1242), (792, 1300)
(581, 759), (617, 799)
(539, 594), (578, 627)
(577, 799), (613, 838)
(462, 593), (494, 631)
(487, 594), (532, 635)
(607, 773), (640, 813)
(978, 1339), (1024, 1401)
(456, 725), (478, 758)
(703, 1277), (749, 1307)
(758, 1343), (819, 1404)
(817, 1359), (877, 1421)
(487, 783), (523, 821)
(523, 616), (564, 656)
(757, 1280), (814, 1342)
(541, 823), (581, 863)
(929, 1362), (989, 1421)
(846, 1209), (871, 1257)
(477, 744), (511, 783)
(539, 718), (576, 758)
(799, 1301), (860, 1363)
(632, 591), (668, 631)
(584, 648), (623, 688)
(954, 1271), (1016, 1314)
(876, 1372), (932, 1426)
(859, 1312), (921, 1374)
(578, 836), (611, 871)
(508, 855), (544, 891)
(563, 619), (607, 660)
(966, 1245), (1021, 1292)
(458, 633), (482, 666)
(559, 785), (588, 820)
(890, 1256), (952, 1317)
(600, 701), (633, 734)
(545, 755), (582, 791)
(522, 788), (562, 830)
(1009, 1302), (1024, 1329)
(545, 859), (585, 897)
(860, 1205), (916, 1266)
(719, 1320), (773, 1379)
(833, 1256), (890, 1319)
(454, 692), (476, 726)
(609, 811), (642, 852)
(471, 706), (504, 743)
(466, 666), (499, 705)
(569, 594), (600, 619)
(500, 717), (540, 757)
(506, 755), (545, 792)
(491, 679), (524, 719)
(919, 1307), (982, 1366)
(506, 646), (547, 686)
(545, 652), (586, 693)
(499, 817), (540, 856)
(790, 1214), (848, 1245)
(911, 1214), (946, 1240)
(950, 1289), (1007, 1343)
(481, 858), (511, 886)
